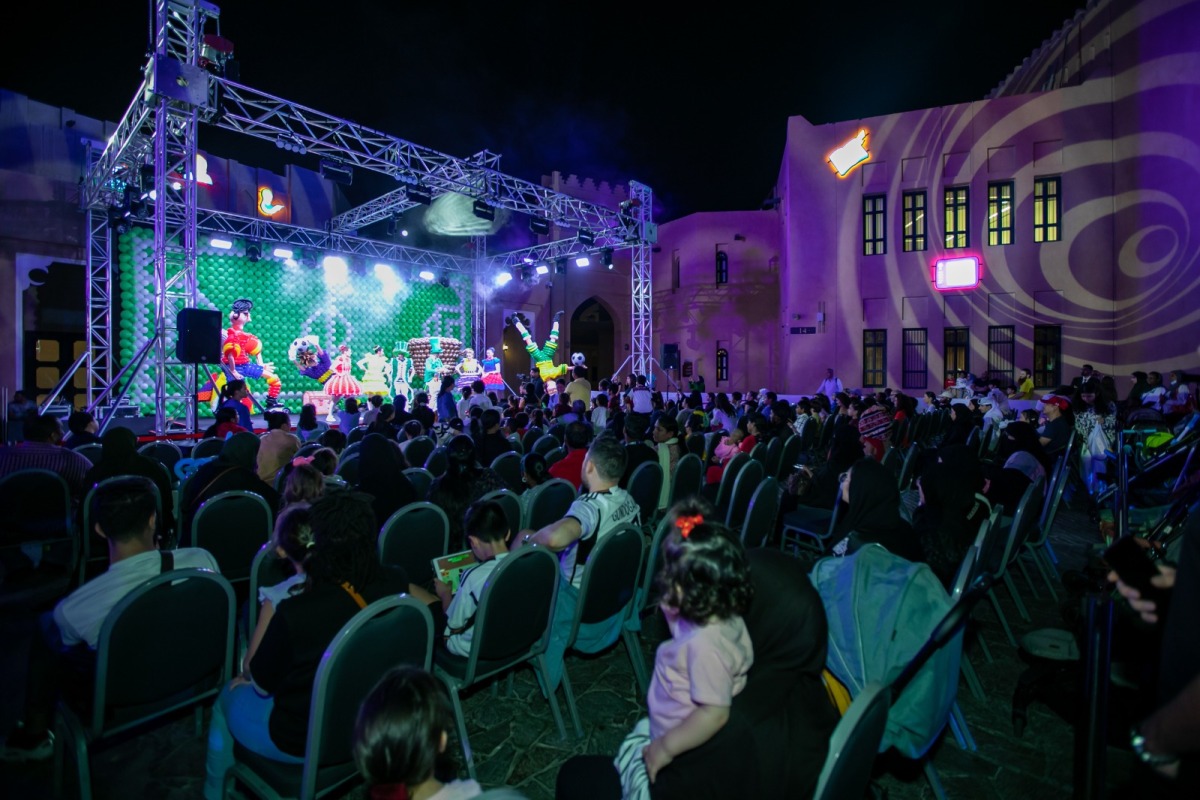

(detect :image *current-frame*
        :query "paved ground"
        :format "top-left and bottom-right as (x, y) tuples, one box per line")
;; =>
(1, 493), (1143, 800)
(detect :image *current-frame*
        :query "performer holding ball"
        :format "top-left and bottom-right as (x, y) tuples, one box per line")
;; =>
(510, 311), (569, 397)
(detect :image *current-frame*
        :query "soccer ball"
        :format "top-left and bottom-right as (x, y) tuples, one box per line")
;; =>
(571, 352), (587, 368)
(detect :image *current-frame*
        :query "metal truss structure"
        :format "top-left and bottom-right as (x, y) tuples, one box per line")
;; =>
(83, 0), (653, 434)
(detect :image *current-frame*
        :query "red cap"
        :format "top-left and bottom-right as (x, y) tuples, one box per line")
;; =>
(1043, 395), (1071, 411)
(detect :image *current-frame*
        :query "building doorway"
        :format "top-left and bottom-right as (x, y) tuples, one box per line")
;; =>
(569, 298), (615, 386)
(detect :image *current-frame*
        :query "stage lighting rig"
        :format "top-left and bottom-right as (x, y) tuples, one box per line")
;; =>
(601, 248), (614, 270)
(529, 217), (550, 236)
(472, 199), (496, 222)
(407, 185), (433, 205)
(577, 229), (596, 246)
(320, 158), (353, 186)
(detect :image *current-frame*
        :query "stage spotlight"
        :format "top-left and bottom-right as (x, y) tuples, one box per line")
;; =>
(472, 199), (495, 222)
(495, 270), (513, 287)
(210, 237), (233, 250)
(557, 258), (569, 274)
(601, 247), (614, 269)
(385, 215), (397, 237)
(408, 185), (433, 205)
(322, 255), (352, 293)
(400, 229), (409, 237)
(107, 207), (130, 235)
(577, 229), (595, 246)
(246, 243), (261, 263)
(535, 264), (550, 276)
(272, 246), (294, 259)
(320, 158), (353, 186)
(418, 269), (436, 281)
(374, 262), (402, 302)
(529, 217), (550, 236)
(438, 272), (450, 288)
(574, 256), (590, 268)
(520, 263), (535, 284)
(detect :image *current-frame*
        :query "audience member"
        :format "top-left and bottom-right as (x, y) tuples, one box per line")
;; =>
(590, 393), (609, 431)
(84, 426), (176, 536)
(241, 503), (312, 674)
(566, 365), (592, 408)
(549, 421), (590, 490)
(318, 428), (348, 455)
(829, 458), (920, 562)
(361, 394), (385, 427)
(651, 415), (684, 510)
(257, 410), (301, 483)
(338, 397), (362, 434)
(428, 434), (507, 552)
(64, 411), (101, 449)
(281, 461), (326, 507)
(983, 421), (1048, 512)
(436, 376), (458, 423)
(913, 445), (990, 588)
(619, 412), (656, 489)
(1015, 367), (1036, 400)
(296, 403), (322, 442)
(474, 408), (514, 469)
(629, 375), (654, 414)
(0, 412), (91, 500)
(367, 403), (396, 437)
(1038, 395), (1074, 455)
(411, 392), (436, 432)
(357, 433), (416, 528)
(5, 388), (37, 443)
(434, 500), (511, 656)
(218, 379), (254, 431)
(179, 432), (280, 545)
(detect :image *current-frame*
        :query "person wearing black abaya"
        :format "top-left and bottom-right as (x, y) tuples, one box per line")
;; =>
(831, 457), (921, 562)
(939, 403), (977, 449)
(913, 444), (991, 588)
(984, 421), (1050, 512)
(356, 433), (416, 528)
(84, 426), (176, 538)
(179, 431), (279, 546)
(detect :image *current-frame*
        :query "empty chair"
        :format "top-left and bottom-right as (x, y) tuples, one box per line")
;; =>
(881, 446), (902, 481)
(137, 440), (184, 477)
(624, 516), (674, 693)
(490, 450), (523, 493)
(669, 453), (704, 507)
(434, 547), (566, 778)
(723, 459), (765, 529)
(740, 476), (780, 548)
(991, 477), (1046, 625)
(777, 432), (804, 479)
(763, 436), (786, 477)
(346, 426), (367, 445)
(340, 441), (363, 461)
(626, 461), (664, 531)
(1022, 456), (1069, 600)
(191, 490), (274, 585)
(896, 443), (920, 491)
(378, 502), (450, 588)
(712, 452), (750, 513)
(779, 500), (841, 558)
(523, 478), (577, 531)
(403, 467), (434, 500)
(811, 683), (891, 800)
(0, 469), (74, 610)
(522, 427), (543, 453)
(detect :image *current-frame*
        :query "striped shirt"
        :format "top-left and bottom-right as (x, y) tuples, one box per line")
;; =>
(0, 441), (92, 499)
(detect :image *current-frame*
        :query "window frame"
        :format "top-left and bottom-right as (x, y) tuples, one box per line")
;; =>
(901, 328), (929, 390)
(943, 185), (970, 249)
(987, 181), (1015, 246)
(863, 194), (887, 256)
(716, 347), (729, 383)
(715, 250), (729, 285)
(862, 329), (887, 388)
(902, 190), (927, 252)
(1033, 325), (1062, 388)
(943, 327), (970, 387)
(1033, 176), (1062, 243)
(986, 325), (1016, 388)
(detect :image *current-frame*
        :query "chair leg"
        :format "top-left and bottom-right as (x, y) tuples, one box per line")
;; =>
(960, 654), (985, 702)
(536, 656), (568, 741)
(1043, 539), (1060, 565)
(951, 701), (977, 751)
(1029, 548), (1061, 603)
(1002, 572), (1031, 622)
(924, 760), (949, 800)
(444, 682), (476, 780)
(988, 588), (1019, 648)
(623, 628), (649, 697)
(558, 661), (584, 739)
(947, 709), (967, 750)
(1015, 557), (1041, 601)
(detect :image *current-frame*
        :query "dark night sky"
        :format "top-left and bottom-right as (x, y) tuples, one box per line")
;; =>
(3, 1), (1088, 223)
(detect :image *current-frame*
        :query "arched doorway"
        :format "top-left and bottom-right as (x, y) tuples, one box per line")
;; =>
(569, 298), (615, 385)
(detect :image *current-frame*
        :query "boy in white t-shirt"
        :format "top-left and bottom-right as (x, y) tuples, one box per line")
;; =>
(434, 499), (510, 656)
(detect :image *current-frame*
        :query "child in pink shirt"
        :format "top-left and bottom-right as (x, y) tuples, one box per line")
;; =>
(615, 503), (755, 797)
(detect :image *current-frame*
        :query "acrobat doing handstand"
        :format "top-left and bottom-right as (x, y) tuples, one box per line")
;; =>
(509, 310), (569, 395)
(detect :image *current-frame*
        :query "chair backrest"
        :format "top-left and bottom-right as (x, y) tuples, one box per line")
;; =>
(0, 469), (72, 548)
(890, 417), (910, 448)
(346, 426), (367, 445)
(713, 452), (749, 511)
(532, 435), (558, 456)
(545, 446), (567, 467)
(972, 503), (1006, 584)
(896, 443), (919, 491)
(569, 524), (645, 648)
(522, 427), (543, 453)
(403, 436), (435, 470)
(459, 547), (560, 685)
(80, 476), (165, 585)
(75, 442), (104, 465)
(403, 467), (434, 500)
(526, 478), (577, 531)
(378, 502), (450, 587)
(548, 423), (567, 444)
(740, 476), (780, 548)
(796, 418), (819, 455)
(687, 434), (707, 458)
(248, 542), (295, 636)
(303, 595), (433, 793)
(748, 442), (767, 465)
(627, 461), (664, 524)
(191, 490), (274, 583)
(812, 682), (891, 800)
(949, 539), (979, 602)
(138, 440), (184, 474)
(193, 438), (227, 460)
(778, 432), (804, 478)
(340, 441), (363, 461)
(490, 451), (524, 493)
(724, 459), (765, 528)
(507, 434), (524, 455)
(881, 446), (902, 480)
(669, 453), (704, 506)
(1000, 476), (1046, 573)
(477, 489), (521, 539)
(424, 447), (448, 477)
(334, 453), (360, 484)
(92, 568), (235, 738)
(764, 436), (785, 476)
(1035, 454), (1069, 535)
(818, 414), (836, 449)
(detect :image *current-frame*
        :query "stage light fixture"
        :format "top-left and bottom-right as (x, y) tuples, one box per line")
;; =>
(407, 185), (433, 205)
(557, 258), (570, 274)
(400, 229), (409, 237)
(418, 269), (436, 281)
(577, 230), (595, 246)
(274, 134), (307, 155)
(574, 256), (590, 268)
(438, 272), (450, 288)
(520, 263), (535, 284)
(272, 247), (294, 259)
(210, 237), (233, 250)
(246, 243), (261, 263)
(319, 158), (353, 186)
(385, 215), (397, 237)
(601, 247), (614, 269)
(529, 217), (550, 236)
(495, 270), (513, 287)
(535, 264), (550, 276)
(472, 199), (495, 221)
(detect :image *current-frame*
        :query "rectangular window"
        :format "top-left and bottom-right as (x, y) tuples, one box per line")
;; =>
(1033, 176), (1062, 242)
(943, 186), (969, 248)
(987, 325), (1016, 387)
(943, 327), (970, 387)
(715, 250), (728, 285)
(987, 181), (1015, 246)
(902, 190), (927, 252)
(902, 328), (928, 390)
(1034, 325), (1062, 388)
(863, 194), (886, 255)
(716, 347), (729, 383)
(863, 329), (887, 388)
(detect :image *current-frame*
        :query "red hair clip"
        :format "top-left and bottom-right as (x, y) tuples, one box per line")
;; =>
(292, 455), (315, 468)
(675, 514), (703, 538)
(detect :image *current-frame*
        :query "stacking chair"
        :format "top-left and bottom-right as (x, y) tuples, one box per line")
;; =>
(548, 423), (567, 444)
(558, 524), (646, 737)
(763, 436), (786, 477)
(138, 440), (184, 479)
(0, 469), (74, 610)
(949, 544), (986, 703)
(625, 516), (674, 693)
(532, 435), (558, 456)
(1021, 456), (1069, 601)
(79, 477), (164, 586)
(524, 478), (577, 530)
(817, 414), (836, 451)
(424, 447), (448, 478)
(522, 427), (543, 453)
(748, 442), (767, 465)
(812, 683), (891, 800)
(669, 453), (704, 506)
(403, 467), (434, 500)
(992, 477), (1046, 623)
(896, 443), (920, 491)
(972, 502), (1018, 647)
(477, 489), (522, 539)
(740, 476), (780, 548)
(334, 453), (360, 485)
(490, 450), (523, 493)
(881, 446), (903, 481)
(402, 436), (435, 471)
(247, 543), (295, 642)
(378, 502), (449, 587)
(56, 569), (235, 800)
(507, 433), (524, 455)
(545, 447), (567, 467)
(192, 491), (274, 585)
(780, 500), (841, 558)
(75, 442), (104, 465)
(626, 461), (663, 533)
(196, 438), (231, 459)
(434, 548), (566, 778)
(777, 432), (804, 479)
(339, 441), (363, 462)
(224, 595), (434, 800)
(346, 426), (367, 445)
(723, 459), (765, 529)
(712, 452), (749, 514)
(687, 434), (707, 459)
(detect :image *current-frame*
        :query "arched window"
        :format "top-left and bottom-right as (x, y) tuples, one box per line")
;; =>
(715, 250), (728, 285)
(716, 348), (729, 382)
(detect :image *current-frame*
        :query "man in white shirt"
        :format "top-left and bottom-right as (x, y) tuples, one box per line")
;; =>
(815, 368), (843, 405)
(513, 434), (641, 587)
(467, 379), (494, 413)
(1, 476), (220, 762)
(630, 375), (654, 415)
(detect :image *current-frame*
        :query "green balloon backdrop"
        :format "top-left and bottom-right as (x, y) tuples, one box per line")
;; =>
(116, 228), (472, 417)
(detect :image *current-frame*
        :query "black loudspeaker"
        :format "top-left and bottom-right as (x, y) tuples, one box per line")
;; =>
(176, 308), (223, 364)
(661, 343), (680, 370)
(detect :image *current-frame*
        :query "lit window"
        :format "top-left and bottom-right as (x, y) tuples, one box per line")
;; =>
(863, 195), (886, 256)
(716, 348), (729, 382)
(863, 329), (887, 388)
(943, 186), (969, 248)
(1033, 176), (1061, 242)
(902, 191), (927, 252)
(987, 182), (1014, 246)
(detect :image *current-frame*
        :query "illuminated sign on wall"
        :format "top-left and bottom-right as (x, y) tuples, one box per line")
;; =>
(258, 187), (285, 217)
(827, 129), (870, 177)
(195, 154), (213, 185)
(931, 255), (982, 291)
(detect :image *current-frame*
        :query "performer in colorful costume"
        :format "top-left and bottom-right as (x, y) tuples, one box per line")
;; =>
(510, 311), (568, 395)
(390, 342), (414, 402)
(455, 348), (483, 389)
(324, 344), (362, 397)
(197, 298), (281, 410)
(424, 338), (447, 397)
(358, 345), (391, 396)
(481, 346), (503, 388)
(287, 335), (334, 386)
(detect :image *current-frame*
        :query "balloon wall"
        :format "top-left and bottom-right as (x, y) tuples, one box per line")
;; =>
(116, 227), (473, 417)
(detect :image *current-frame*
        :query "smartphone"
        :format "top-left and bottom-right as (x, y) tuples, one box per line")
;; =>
(1103, 536), (1163, 601)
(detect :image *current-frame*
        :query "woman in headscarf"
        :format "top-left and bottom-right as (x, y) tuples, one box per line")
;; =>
(939, 403), (977, 449)
(84, 426), (176, 538)
(427, 434), (506, 551)
(912, 444), (991, 588)
(830, 457), (920, 562)
(179, 431), (279, 546)
(793, 425), (864, 511)
(983, 421), (1049, 512)
(356, 433), (416, 528)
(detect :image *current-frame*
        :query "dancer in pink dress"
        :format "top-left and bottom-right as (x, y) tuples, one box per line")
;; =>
(323, 345), (362, 398)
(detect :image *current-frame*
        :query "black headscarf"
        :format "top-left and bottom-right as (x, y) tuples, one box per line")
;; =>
(357, 433), (416, 528)
(914, 445), (990, 588)
(836, 457), (920, 561)
(220, 432), (261, 471)
(940, 405), (976, 449)
(84, 426), (176, 535)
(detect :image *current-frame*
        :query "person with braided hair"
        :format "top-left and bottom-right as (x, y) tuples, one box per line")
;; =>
(510, 310), (570, 397)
